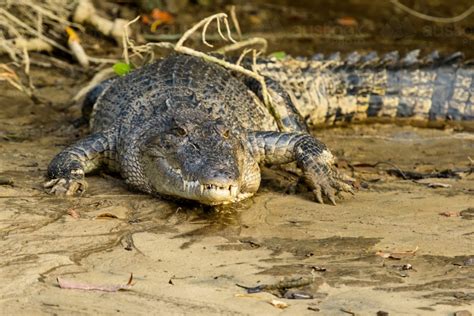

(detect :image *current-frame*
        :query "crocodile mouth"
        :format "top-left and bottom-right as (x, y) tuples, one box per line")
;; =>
(182, 179), (239, 204)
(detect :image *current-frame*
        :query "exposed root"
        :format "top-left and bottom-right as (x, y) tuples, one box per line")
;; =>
(66, 27), (89, 68)
(72, 0), (128, 43)
(0, 0), (123, 101)
(230, 5), (242, 40)
(215, 37), (268, 55)
(391, 0), (474, 23)
(0, 63), (38, 102)
(72, 68), (116, 102)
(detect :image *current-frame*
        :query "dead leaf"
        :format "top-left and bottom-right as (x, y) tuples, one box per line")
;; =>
(427, 182), (452, 188)
(151, 9), (174, 23)
(96, 212), (119, 219)
(57, 273), (134, 292)
(149, 8), (174, 32)
(336, 16), (358, 27)
(67, 208), (80, 219)
(269, 299), (289, 309)
(141, 14), (151, 25)
(439, 211), (460, 217)
(376, 246), (419, 260)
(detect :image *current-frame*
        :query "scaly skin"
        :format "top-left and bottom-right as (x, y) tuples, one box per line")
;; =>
(256, 50), (474, 128)
(46, 54), (353, 205)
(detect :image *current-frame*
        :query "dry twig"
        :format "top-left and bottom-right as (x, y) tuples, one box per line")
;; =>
(119, 12), (284, 129)
(391, 0), (474, 23)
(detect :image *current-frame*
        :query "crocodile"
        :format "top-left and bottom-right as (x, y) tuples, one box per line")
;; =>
(45, 51), (473, 205)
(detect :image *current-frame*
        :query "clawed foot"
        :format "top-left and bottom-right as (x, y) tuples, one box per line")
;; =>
(307, 169), (355, 205)
(44, 178), (88, 196)
(303, 156), (355, 205)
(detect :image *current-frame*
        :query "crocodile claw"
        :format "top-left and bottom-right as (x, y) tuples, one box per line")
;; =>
(304, 164), (355, 205)
(44, 178), (88, 196)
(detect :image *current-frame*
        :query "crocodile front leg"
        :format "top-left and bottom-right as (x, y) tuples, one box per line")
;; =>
(45, 131), (115, 195)
(247, 131), (354, 204)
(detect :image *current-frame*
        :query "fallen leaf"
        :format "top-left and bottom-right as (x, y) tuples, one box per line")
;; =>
(67, 208), (80, 219)
(96, 212), (119, 219)
(269, 299), (289, 309)
(57, 273), (134, 292)
(439, 211), (460, 217)
(427, 182), (452, 188)
(151, 9), (174, 23)
(141, 14), (151, 25)
(336, 16), (358, 27)
(376, 246), (419, 260)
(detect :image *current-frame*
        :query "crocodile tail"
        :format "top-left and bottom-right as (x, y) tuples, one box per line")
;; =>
(259, 50), (474, 128)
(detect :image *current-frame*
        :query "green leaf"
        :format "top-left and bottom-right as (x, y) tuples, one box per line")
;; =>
(113, 62), (131, 76)
(269, 51), (286, 60)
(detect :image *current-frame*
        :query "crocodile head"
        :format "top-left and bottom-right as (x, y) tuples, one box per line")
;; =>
(141, 119), (260, 205)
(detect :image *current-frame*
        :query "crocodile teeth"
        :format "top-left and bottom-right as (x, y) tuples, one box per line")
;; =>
(183, 179), (200, 193)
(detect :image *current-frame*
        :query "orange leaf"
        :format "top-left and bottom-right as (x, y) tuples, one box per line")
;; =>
(336, 16), (358, 27)
(151, 9), (174, 24)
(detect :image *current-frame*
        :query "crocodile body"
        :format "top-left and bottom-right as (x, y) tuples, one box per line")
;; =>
(46, 51), (473, 205)
(46, 54), (353, 205)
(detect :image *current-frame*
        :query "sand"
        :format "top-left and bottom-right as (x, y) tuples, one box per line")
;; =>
(0, 66), (472, 315)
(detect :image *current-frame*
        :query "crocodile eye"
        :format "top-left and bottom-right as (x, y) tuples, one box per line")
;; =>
(222, 129), (230, 138)
(172, 127), (187, 137)
(214, 121), (229, 138)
